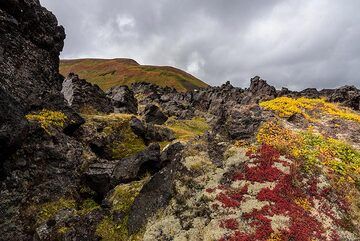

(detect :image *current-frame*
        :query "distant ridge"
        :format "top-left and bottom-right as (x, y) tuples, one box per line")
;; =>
(60, 58), (208, 92)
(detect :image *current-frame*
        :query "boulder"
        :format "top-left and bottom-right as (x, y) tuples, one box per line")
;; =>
(225, 104), (263, 140)
(327, 86), (360, 110)
(249, 76), (277, 97)
(106, 85), (138, 114)
(112, 143), (161, 183)
(160, 142), (184, 166)
(143, 104), (168, 125)
(130, 116), (175, 144)
(83, 161), (118, 197)
(128, 162), (177, 234)
(62, 73), (113, 114)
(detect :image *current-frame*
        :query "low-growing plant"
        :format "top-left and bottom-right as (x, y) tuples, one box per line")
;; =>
(25, 109), (67, 133)
(260, 97), (360, 123)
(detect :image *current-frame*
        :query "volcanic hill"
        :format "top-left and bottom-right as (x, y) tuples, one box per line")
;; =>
(60, 58), (208, 92)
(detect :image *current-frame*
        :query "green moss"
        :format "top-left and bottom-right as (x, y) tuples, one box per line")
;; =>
(83, 114), (146, 159)
(109, 180), (145, 212)
(96, 180), (147, 241)
(37, 198), (76, 224)
(25, 109), (67, 133)
(78, 198), (100, 216)
(58, 226), (70, 234)
(96, 216), (128, 241)
(165, 117), (209, 141)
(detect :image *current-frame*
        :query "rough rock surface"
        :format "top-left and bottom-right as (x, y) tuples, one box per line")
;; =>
(143, 104), (168, 125)
(130, 116), (175, 144)
(128, 162), (178, 234)
(112, 143), (161, 183)
(327, 85), (360, 110)
(62, 73), (113, 114)
(106, 85), (138, 114)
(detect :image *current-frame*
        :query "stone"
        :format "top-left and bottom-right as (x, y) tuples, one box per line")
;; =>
(128, 162), (177, 234)
(249, 76), (277, 97)
(62, 73), (113, 114)
(143, 104), (168, 125)
(225, 104), (263, 140)
(83, 161), (118, 197)
(112, 143), (161, 183)
(106, 85), (138, 114)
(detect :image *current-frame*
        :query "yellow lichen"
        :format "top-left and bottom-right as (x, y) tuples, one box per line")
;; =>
(267, 232), (283, 241)
(109, 180), (146, 212)
(25, 109), (67, 133)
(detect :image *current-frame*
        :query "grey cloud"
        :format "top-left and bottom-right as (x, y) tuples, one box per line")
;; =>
(40, 0), (360, 90)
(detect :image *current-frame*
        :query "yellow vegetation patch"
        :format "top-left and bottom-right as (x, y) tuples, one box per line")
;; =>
(260, 97), (360, 123)
(257, 120), (360, 184)
(26, 109), (67, 133)
(294, 198), (312, 211)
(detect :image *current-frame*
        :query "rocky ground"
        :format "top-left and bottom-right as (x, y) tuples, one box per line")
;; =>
(1, 1), (360, 241)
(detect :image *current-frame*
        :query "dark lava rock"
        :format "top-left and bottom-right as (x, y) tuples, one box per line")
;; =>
(160, 142), (185, 166)
(143, 104), (168, 125)
(128, 162), (177, 234)
(1, 125), (85, 240)
(0, 1), (85, 239)
(225, 104), (263, 140)
(299, 88), (320, 98)
(0, 88), (28, 162)
(129, 116), (147, 138)
(34, 208), (104, 241)
(112, 143), (161, 183)
(130, 116), (175, 144)
(62, 73), (113, 114)
(0, 0), (83, 127)
(327, 86), (360, 110)
(249, 76), (277, 98)
(83, 160), (118, 198)
(106, 85), (138, 114)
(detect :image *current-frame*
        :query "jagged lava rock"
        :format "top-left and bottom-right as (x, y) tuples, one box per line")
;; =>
(143, 104), (168, 125)
(130, 116), (175, 144)
(106, 85), (138, 114)
(62, 73), (113, 114)
(112, 143), (161, 183)
(327, 85), (360, 110)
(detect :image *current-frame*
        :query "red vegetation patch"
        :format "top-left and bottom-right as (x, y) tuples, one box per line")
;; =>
(216, 193), (240, 208)
(218, 144), (341, 241)
(220, 218), (239, 230)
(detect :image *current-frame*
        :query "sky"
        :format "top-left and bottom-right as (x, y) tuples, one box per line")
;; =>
(40, 0), (360, 90)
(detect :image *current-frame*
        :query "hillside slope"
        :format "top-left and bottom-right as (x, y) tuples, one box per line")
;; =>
(60, 58), (208, 92)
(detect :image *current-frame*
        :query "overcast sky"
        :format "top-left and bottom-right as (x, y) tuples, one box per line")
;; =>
(40, 0), (360, 90)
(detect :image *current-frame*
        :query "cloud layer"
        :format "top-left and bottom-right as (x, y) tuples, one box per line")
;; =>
(40, 0), (360, 89)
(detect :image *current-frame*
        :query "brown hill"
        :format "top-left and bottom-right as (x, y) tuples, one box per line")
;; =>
(59, 58), (208, 92)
